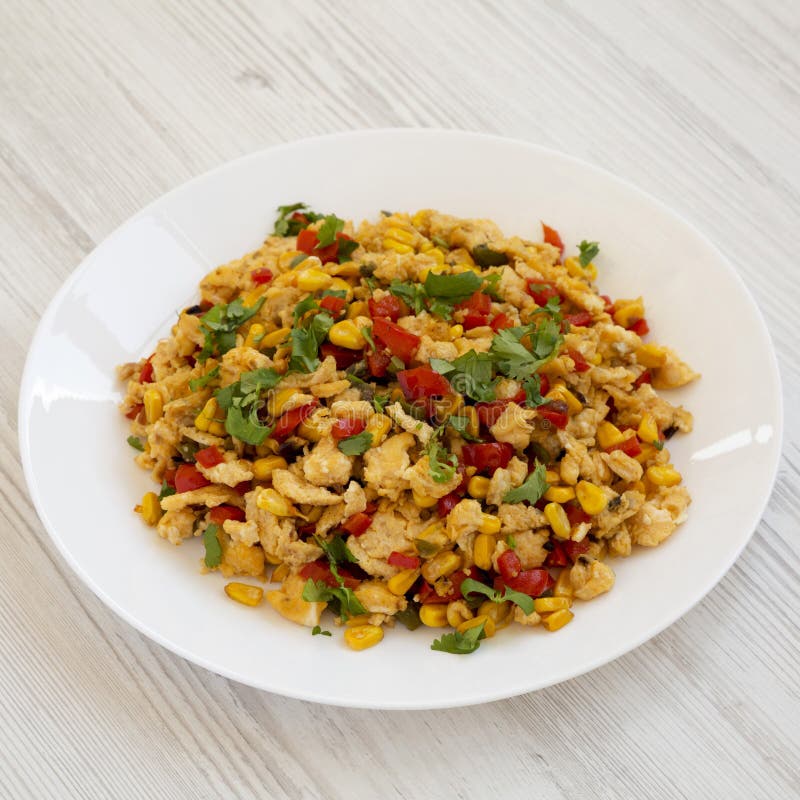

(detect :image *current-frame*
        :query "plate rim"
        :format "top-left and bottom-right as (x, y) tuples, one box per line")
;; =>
(17, 128), (784, 709)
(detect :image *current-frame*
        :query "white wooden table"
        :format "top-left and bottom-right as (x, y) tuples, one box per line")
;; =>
(2, 2), (798, 797)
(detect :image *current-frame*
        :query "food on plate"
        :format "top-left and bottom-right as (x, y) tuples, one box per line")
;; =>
(119, 205), (698, 654)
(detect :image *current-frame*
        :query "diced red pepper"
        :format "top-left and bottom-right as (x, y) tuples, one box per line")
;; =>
(568, 348), (591, 373)
(272, 400), (319, 441)
(299, 560), (360, 589)
(497, 549), (521, 581)
(461, 442), (514, 474)
(628, 317), (650, 336)
(290, 211), (309, 226)
(490, 313), (514, 332)
(475, 400), (510, 428)
(437, 493), (461, 517)
(419, 569), (470, 604)
(366, 348), (392, 378)
(526, 280), (561, 307)
(320, 342), (363, 370)
(139, 356), (154, 383)
(539, 375), (550, 396)
(368, 295), (407, 321)
(208, 505), (246, 525)
(296, 521), (317, 538)
(541, 222), (564, 256)
(600, 295), (614, 314)
(463, 311), (489, 330)
(564, 539), (590, 562)
(605, 434), (642, 458)
(331, 418), (366, 441)
(319, 294), (346, 315)
(125, 403), (143, 420)
(372, 318), (420, 364)
(502, 568), (554, 597)
(163, 468), (177, 488)
(251, 268), (273, 285)
(233, 480), (251, 496)
(387, 551), (421, 570)
(565, 504), (591, 526)
(396, 366), (451, 400)
(174, 464), (210, 493)
(545, 541), (569, 568)
(195, 445), (224, 468)
(340, 512), (372, 537)
(536, 400), (569, 429)
(457, 291), (492, 315)
(633, 370), (652, 388)
(565, 311), (593, 329)
(296, 228), (318, 255)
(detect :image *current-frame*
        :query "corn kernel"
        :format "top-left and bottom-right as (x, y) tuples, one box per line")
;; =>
(328, 277), (353, 298)
(553, 569), (574, 599)
(297, 415), (327, 442)
(385, 227), (415, 245)
(534, 596), (572, 613)
(426, 248), (445, 266)
(478, 513), (501, 535)
(545, 470), (561, 484)
(467, 476), (490, 500)
(241, 287), (266, 308)
(421, 551), (462, 583)
(564, 256), (597, 281)
(329, 261), (360, 277)
(347, 300), (369, 318)
(345, 614), (371, 627)
(140, 492), (162, 526)
(637, 413), (660, 445)
(260, 327), (291, 348)
(390, 387), (405, 403)
(458, 614), (496, 639)
(224, 582), (264, 607)
(387, 568), (420, 596)
(328, 319), (366, 350)
(613, 298), (645, 329)
(414, 522), (448, 556)
(143, 388), (163, 424)
(277, 250), (303, 269)
(365, 413), (391, 447)
(635, 443), (658, 464)
(195, 397), (219, 432)
(574, 481), (608, 516)
(208, 420), (227, 437)
(243, 323), (266, 350)
(478, 599), (514, 629)
(464, 406), (479, 438)
(411, 210), (428, 228)
(473, 533), (495, 571)
(269, 387), (300, 416)
(448, 324), (464, 340)
(544, 485), (576, 503)
(412, 491), (438, 509)
(544, 502), (571, 539)
(419, 604), (448, 627)
(588, 352), (603, 365)
(645, 465), (682, 486)
(256, 438), (280, 456)
(546, 385), (583, 415)
(383, 238), (415, 255)
(597, 420), (626, 449)
(344, 624), (384, 650)
(256, 488), (294, 516)
(297, 268), (333, 292)
(542, 608), (574, 631)
(629, 480), (646, 494)
(270, 562), (289, 582)
(252, 455), (288, 481)
(636, 344), (667, 368)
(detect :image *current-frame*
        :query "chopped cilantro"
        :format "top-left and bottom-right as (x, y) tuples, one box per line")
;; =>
(430, 620), (486, 655)
(503, 462), (548, 505)
(288, 311), (334, 373)
(471, 244), (508, 267)
(506, 534), (517, 549)
(337, 432), (373, 456)
(311, 625), (332, 636)
(578, 240), (600, 268)
(483, 271), (503, 300)
(489, 312), (564, 382)
(316, 214), (345, 247)
(653, 439), (665, 451)
(423, 271), (482, 303)
(429, 351), (497, 403)
(361, 326), (377, 352)
(447, 414), (481, 442)
(321, 289), (348, 300)
(460, 577), (534, 615)
(158, 481), (176, 501)
(315, 534), (358, 565)
(293, 296), (319, 323)
(127, 435), (144, 452)
(388, 280), (427, 314)
(372, 393), (390, 413)
(273, 203), (323, 237)
(203, 524), (222, 568)
(197, 297), (265, 362)
(521, 374), (546, 407)
(426, 427), (458, 483)
(337, 238), (359, 261)
(189, 365), (220, 392)
(302, 579), (366, 620)
(289, 253), (309, 268)
(214, 367), (281, 445)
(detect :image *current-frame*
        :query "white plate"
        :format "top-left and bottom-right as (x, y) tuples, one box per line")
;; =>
(19, 130), (782, 709)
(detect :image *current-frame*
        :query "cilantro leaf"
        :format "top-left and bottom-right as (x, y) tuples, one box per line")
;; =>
(361, 326), (377, 352)
(522, 374), (546, 407)
(503, 462), (548, 505)
(289, 311), (334, 373)
(460, 577), (535, 616)
(213, 368), (281, 445)
(430, 620), (486, 654)
(316, 214), (345, 248)
(203, 524), (222, 568)
(225, 403), (273, 445)
(198, 297), (265, 362)
(490, 314), (564, 381)
(578, 240), (600, 268)
(127, 435), (144, 452)
(273, 203), (323, 237)
(447, 414), (481, 442)
(471, 244), (508, 267)
(158, 481), (176, 501)
(337, 238), (359, 262)
(302, 579), (367, 619)
(337, 432), (373, 456)
(293, 296), (318, 323)
(430, 351), (496, 403)
(424, 271), (482, 303)
(311, 625), (332, 636)
(315, 534), (358, 565)
(426, 428), (458, 483)
(389, 280), (427, 314)
(189, 365), (220, 392)
(290, 253), (309, 268)
(483, 270), (503, 300)
(506, 534), (517, 549)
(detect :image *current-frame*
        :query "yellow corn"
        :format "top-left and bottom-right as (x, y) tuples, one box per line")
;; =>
(243, 323), (266, 350)
(277, 250), (303, 269)
(418, 266), (445, 283)
(209, 419), (227, 437)
(542, 608), (574, 632)
(597, 420), (626, 449)
(553, 569), (574, 599)
(473, 533), (496, 571)
(224, 582), (264, 607)
(411, 491), (438, 509)
(385, 227), (415, 245)
(269, 387), (300, 416)
(256, 438), (280, 457)
(347, 300), (369, 318)
(143, 389), (163, 424)
(465, 466), (477, 478)
(364, 413), (391, 447)
(421, 551), (462, 583)
(564, 255), (597, 281)
(329, 260), (360, 277)
(387, 568), (420, 596)
(464, 406), (480, 438)
(140, 492), (162, 526)
(419, 604), (448, 627)
(479, 599), (514, 629)
(544, 502), (571, 539)
(645, 465), (682, 487)
(241, 287), (266, 308)
(425, 247), (446, 266)
(344, 624), (384, 651)
(534, 596), (572, 614)
(297, 268), (333, 292)
(414, 521), (448, 556)
(256, 488), (294, 516)
(390, 387), (405, 403)
(260, 327), (291, 348)
(443, 602), (471, 628)
(383, 238), (415, 255)
(588, 352), (603, 365)
(271, 562), (289, 582)
(252, 455), (288, 481)
(546, 385), (583, 415)
(345, 614), (371, 627)
(629, 480), (646, 494)
(194, 397), (220, 432)
(636, 442), (658, 464)
(478, 513), (501, 535)
(458, 614), (496, 639)
(545, 470), (561, 484)
(328, 319), (366, 349)
(575, 481), (608, 515)
(304, 505), (323, 523)
(544, 485), (576, 503)
(329, 277), (353, 297)
(613, 298), (645, 329)
(448, 324), (464, 340)
(636, 344), (667, 368)
(411, 210), (428, 228)
(467, 476), (491, 500)
(297, 415), (327, 442)
(637, 413), (660, 444)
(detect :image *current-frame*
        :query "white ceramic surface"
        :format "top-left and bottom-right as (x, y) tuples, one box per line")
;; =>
(18, 130), (782, 709)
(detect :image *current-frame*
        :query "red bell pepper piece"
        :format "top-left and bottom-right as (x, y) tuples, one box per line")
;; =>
(251, 268), (273, 285)
(457, 291), (492, 315)
(437, 493), (461, 517)
(568, 348), (591, 373)
(208, 505), (246, 525)
(340, 512), (372, 537)
(296, 228), (318, 255)
(475, 400), (510, 428)
(537, 400), (569, 429)
(461, 442), (514, 474)
(565, 504), (591, 526)
(174, 464), (210, 493)
(372, 318), (420, 364)
(366, 348), (392, 378)
(368, 295), (407, 321)
(600, 295), (614, 314)
(396, 366), (451, 400)
(419, 569), (470, 604)
(526, 280), (561, 307)
(195, 445), (224, 468)
(300, 560), (360, 589)
(296, 229), (354, 264)
(628, 318), (650, 336)
(139, 356), (154, 383)
(565, 311), (593, 329)
(564, 539), (590, 562)
(319, 294), (346, 315)
(272, 400), (319, 441)
(497, 549), (521, 581)
(541, 222), (564, 256)
(125, 403), (143, 420)
(387, 551), (421, 570)
(633, 370), (652, 388)
(463, 311), (489, 330)
(501, 568), (554, 597)
(233, 480), (251, 496)
(320, 343), (363, 370)
(490, 313), (514, 332)
(163, 468), (177, 487)
(545, 541), (569, 568)
(331, 418), (366, 441)
(605, 434), (642, 458)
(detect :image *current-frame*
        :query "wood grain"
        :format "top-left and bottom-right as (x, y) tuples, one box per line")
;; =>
(1, 1), (798, 797)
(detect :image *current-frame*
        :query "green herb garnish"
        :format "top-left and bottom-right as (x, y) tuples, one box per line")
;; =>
(506, 534), (517, 549)
(521, 374), (546, 407)
(311, 625), (332, 636)
(503, 462), (548, 505)
(197, 297), (265, 362)
(430, 619), (487, 655)
(430, 351), (497, 403)
(288, 311), (334, 373)
(273, 203), (323, 237)
(423, 270), (482, 303)
(316, 214), (345, 247)
(315, 534), (358, 565)
(214, 367), (281, 445)
(431, 235), (450, 251)
(489, 310), (564, 382)
(203, 524), (222, 568)
(189, 365), (220, 392)
(471, 244), (508, 267)
(426, 427), (458, 483)
(289, 253), (309, 268)
(302, 579), (367, 620)
(361, 326), (377, 352)
(483, 271), (503, 300)
(460, 577), (534, 615)
(578, 240), (600, 268)
(127, 435), (144, 452)
(158, 480), (176, 501)
(337, 432), (373, 456)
